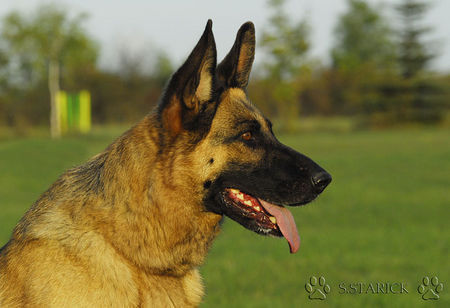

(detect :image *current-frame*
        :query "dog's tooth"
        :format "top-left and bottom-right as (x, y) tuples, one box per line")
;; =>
(269, 216), (277, 224)
(254, 206), (261, 211)
(244, 200), (252, 206)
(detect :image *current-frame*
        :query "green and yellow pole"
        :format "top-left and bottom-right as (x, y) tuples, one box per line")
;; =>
(57, 91), (68, 134)
(79, 90), (91, 133)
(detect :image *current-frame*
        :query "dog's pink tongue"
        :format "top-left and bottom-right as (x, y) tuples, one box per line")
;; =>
(258, 199), (300, 254)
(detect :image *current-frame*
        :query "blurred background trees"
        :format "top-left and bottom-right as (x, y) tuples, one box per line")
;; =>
(0, 0), (449, 135)
(255, 0), (311, 132)
(252, 0), (448, 131)
(1, 5), (97, 136)
(391, 0), (445, 124)
(328, 0), (397, 117)
(396, 0), (434, 79)
(332, 0), (397, 71)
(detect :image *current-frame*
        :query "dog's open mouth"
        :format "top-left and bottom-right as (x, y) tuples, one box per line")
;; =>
(222, 188), (300, 253)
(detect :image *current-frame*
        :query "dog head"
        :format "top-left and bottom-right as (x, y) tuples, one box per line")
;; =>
(157, 20), (331, 253)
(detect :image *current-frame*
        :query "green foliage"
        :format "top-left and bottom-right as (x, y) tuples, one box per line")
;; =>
(0, 4), (174, 128)
(1, 4), (98, 86)
(152, 53), (174, 86)
(260, 0), (310, 81)
(367, 75), (448, 126)
(332, 0), (396, 71)
(323, 0), (447, 125)
(258, 0), (312, 132)
(396, 0), (435, 79)
(69, 51), (172, 124)
(328, 0), (397, 116)
(0, 129), (448, 306)
(0, 1), (448, 131)
(0, 4), (98, 133)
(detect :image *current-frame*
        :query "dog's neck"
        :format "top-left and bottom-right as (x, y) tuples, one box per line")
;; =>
(88, 116), (223, 276)
(16, 115), (222, 278)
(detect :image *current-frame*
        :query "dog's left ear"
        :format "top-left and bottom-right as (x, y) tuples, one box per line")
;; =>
(159, 20), (217, 137)
(217, 22), (255, 89)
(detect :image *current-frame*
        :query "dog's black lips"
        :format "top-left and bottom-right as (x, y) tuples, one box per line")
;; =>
(214, 187), (306, 253)
(218, 188), (283, 237)
(202, 143), (329, 254)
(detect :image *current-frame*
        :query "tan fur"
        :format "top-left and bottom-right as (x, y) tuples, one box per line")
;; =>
(194, 57), (214, 103)
(194, 89), (270, 175)
(0, 87), (266, 307)
(0, 22), (264, 307)
(0, 115), (225, 307)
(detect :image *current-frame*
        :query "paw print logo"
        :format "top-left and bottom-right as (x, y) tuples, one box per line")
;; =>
(305, 276), (331, 300)
(418, 276), (444, 300)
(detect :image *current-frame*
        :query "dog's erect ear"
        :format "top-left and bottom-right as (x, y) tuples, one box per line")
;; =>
(217, 22), (255, 89)
(159, 20), (217, 136)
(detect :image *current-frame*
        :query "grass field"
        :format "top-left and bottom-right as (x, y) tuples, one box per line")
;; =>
(0, 127), (448, 307)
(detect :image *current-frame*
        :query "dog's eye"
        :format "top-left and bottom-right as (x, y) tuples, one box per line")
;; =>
(241, 131), (252, 141)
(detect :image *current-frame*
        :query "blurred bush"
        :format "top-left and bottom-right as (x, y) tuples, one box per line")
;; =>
(0, 0), (449, 135)
(251, 0), (449, 130)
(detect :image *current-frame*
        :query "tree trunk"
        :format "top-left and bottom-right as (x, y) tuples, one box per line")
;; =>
(49, 59), (61, 138)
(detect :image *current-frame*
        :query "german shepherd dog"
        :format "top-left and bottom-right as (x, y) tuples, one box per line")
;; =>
(0, 21), (331, 307)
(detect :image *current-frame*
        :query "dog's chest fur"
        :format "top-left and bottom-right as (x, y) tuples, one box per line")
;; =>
(0, 118), (223, 306)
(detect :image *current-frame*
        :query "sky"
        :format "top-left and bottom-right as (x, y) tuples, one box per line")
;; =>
(1, 0), (450, 72)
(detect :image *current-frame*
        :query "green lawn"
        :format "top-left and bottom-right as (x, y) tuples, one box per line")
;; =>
(0, 127), (448, 307)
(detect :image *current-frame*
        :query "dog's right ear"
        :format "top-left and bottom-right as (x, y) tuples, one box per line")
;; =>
(158, 20), (217, 137)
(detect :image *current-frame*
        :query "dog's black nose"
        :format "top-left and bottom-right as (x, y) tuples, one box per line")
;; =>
(311, 171), (332, 193)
